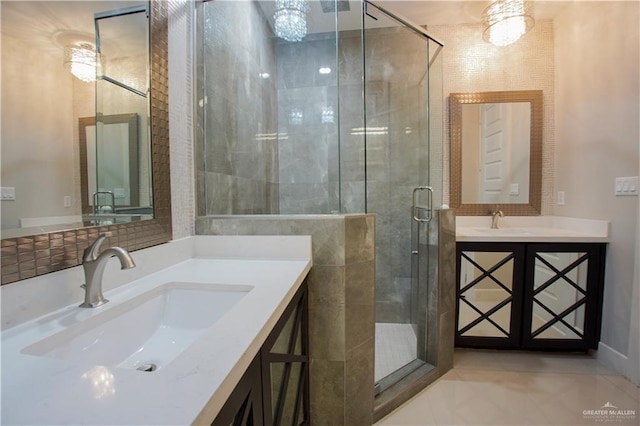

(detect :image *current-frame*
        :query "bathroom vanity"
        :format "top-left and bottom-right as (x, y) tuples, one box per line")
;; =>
(1, 236), (312, 425)
(455, 216), (609, 351)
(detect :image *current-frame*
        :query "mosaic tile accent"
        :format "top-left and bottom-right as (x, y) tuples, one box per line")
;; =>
(1, 0), (172, 286)
(168, 0), (195, 239)
(449, 90), (543, 216)
(427, 20), (555, 215)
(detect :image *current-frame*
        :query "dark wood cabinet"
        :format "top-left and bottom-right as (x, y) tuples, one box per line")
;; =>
(212, 280), (309, 426)
(456, 242), (606, 351)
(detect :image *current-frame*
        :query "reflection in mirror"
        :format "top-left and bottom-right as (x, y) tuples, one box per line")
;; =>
(0, 1), (171, 285)
(532, 252), (588, 340)
(461, 102), (531, 204)
(0, 1), (151, 236)
(450, 90), (543, 216)
(459, 251), (514, 338)
(95, 5), (152, 224)
(79, 114), (155, 221)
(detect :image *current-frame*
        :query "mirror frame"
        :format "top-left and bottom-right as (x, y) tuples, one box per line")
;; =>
(450, 90), (543, 216)
(0, 0), (171, 286)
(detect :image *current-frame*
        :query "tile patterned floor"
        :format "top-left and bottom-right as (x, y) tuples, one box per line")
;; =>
(376, 349), (640, 425)
(375, 323), (418, 382)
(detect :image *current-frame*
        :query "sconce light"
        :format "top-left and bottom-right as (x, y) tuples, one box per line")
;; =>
(274, 0), (310, 42)
(482, 0), (534, 47)
(63, 43), (100, 82)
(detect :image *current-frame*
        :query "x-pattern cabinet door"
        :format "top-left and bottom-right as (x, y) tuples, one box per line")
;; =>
(521, 243), (605, 351)
(455, 242), (526, 348)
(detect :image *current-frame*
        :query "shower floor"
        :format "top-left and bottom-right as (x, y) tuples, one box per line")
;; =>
(375, 322), (417, 382)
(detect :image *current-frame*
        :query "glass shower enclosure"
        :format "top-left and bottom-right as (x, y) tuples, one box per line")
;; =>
(196, 0), (443, 397)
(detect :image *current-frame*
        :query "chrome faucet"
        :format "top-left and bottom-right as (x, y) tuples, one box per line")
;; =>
(491, 209), (504, 229)
(80, 234), (136, 308)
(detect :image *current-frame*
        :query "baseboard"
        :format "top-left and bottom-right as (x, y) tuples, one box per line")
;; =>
(597, 342), (639, 385)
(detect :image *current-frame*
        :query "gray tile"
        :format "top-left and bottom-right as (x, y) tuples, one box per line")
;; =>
(345, 338), (375, 425)
(309, 359), (345, 425)
(345, 214), (376, 264)
(309, 304), (345, 362)
(307, 265), (345, 307)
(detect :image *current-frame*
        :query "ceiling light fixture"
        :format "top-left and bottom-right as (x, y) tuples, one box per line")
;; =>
(482, 0), (534, 47)
(274, 0), (310, 42)
(63, 43), (100, 82)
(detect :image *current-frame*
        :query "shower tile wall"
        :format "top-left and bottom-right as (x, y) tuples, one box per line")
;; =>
(276, 35), (340, 214)
(197, 1), (279, 215)
(196, 2), (437, 324)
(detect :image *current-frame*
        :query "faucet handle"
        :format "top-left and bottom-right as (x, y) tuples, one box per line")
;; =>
(83, 234), (108, 262)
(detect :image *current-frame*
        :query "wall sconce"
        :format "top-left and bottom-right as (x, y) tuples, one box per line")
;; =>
(482, 0), (534, 46)
(274, 0), (310, 42)
(63, 43), (100, 82)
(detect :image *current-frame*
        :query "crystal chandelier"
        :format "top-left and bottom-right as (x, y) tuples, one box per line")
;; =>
(274, 0), (310, 42)
(482, 0), (534, 47)
(63, 43), (100, 82)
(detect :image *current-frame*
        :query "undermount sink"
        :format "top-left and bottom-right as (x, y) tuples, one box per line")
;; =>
(22, 282), (252, 371)
(470, 227), (536, 235)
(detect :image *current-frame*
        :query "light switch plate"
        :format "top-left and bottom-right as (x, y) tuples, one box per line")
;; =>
(615, 176), (638, 196)
(1, 187), (16, 201)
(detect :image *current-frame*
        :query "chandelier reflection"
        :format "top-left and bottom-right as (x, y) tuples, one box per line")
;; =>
(63, 43), (101, 82)
(82, 366), (115, 399)
(274, 0), (310, 42)
(482, 0), (534, 47)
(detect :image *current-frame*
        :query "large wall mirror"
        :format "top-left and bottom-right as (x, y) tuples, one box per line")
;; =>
(450, 90), (543, 216)
(0, 1), (170, 285)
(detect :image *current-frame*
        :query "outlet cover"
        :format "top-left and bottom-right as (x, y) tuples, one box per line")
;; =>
(1, 187), (16, 201)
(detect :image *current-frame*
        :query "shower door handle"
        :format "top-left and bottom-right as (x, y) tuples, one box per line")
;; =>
(412, 186), (433, 223)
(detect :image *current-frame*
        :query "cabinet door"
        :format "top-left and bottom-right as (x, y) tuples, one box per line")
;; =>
(456, 242), (526, 348)
(261, 284), (309, 426)
(212, 356), (264, 426)
(522, 243), (605, 351)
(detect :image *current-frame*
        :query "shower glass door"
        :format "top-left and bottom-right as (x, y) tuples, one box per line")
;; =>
(363, 1), (442, 393)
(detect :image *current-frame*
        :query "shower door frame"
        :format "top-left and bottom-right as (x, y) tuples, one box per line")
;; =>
(362, 0), (443, 396)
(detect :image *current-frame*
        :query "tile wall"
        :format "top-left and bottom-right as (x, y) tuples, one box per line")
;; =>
(196, 214), (376, 425)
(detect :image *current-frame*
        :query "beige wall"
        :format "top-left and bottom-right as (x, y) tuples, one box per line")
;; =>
(554, 1), (639, 383)
(428, 19), (555, 214)
(1, 35), (81, 229)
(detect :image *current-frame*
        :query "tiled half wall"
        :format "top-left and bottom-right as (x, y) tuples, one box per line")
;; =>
(196, 214), (376, 425)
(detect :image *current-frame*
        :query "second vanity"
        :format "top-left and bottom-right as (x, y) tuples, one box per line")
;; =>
(1, 235), (312, 425)
(455, 216), (609, 352)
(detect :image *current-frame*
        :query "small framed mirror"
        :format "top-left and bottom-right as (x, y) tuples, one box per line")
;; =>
(450, 90), (543, 215)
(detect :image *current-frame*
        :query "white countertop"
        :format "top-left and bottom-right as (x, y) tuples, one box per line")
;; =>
(1, 236), (312, 425)
(456, 216), (610, 243)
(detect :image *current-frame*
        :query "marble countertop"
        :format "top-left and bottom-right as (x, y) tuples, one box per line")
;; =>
(1, 236), (312, 425)
(456, 216), (610, 243)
